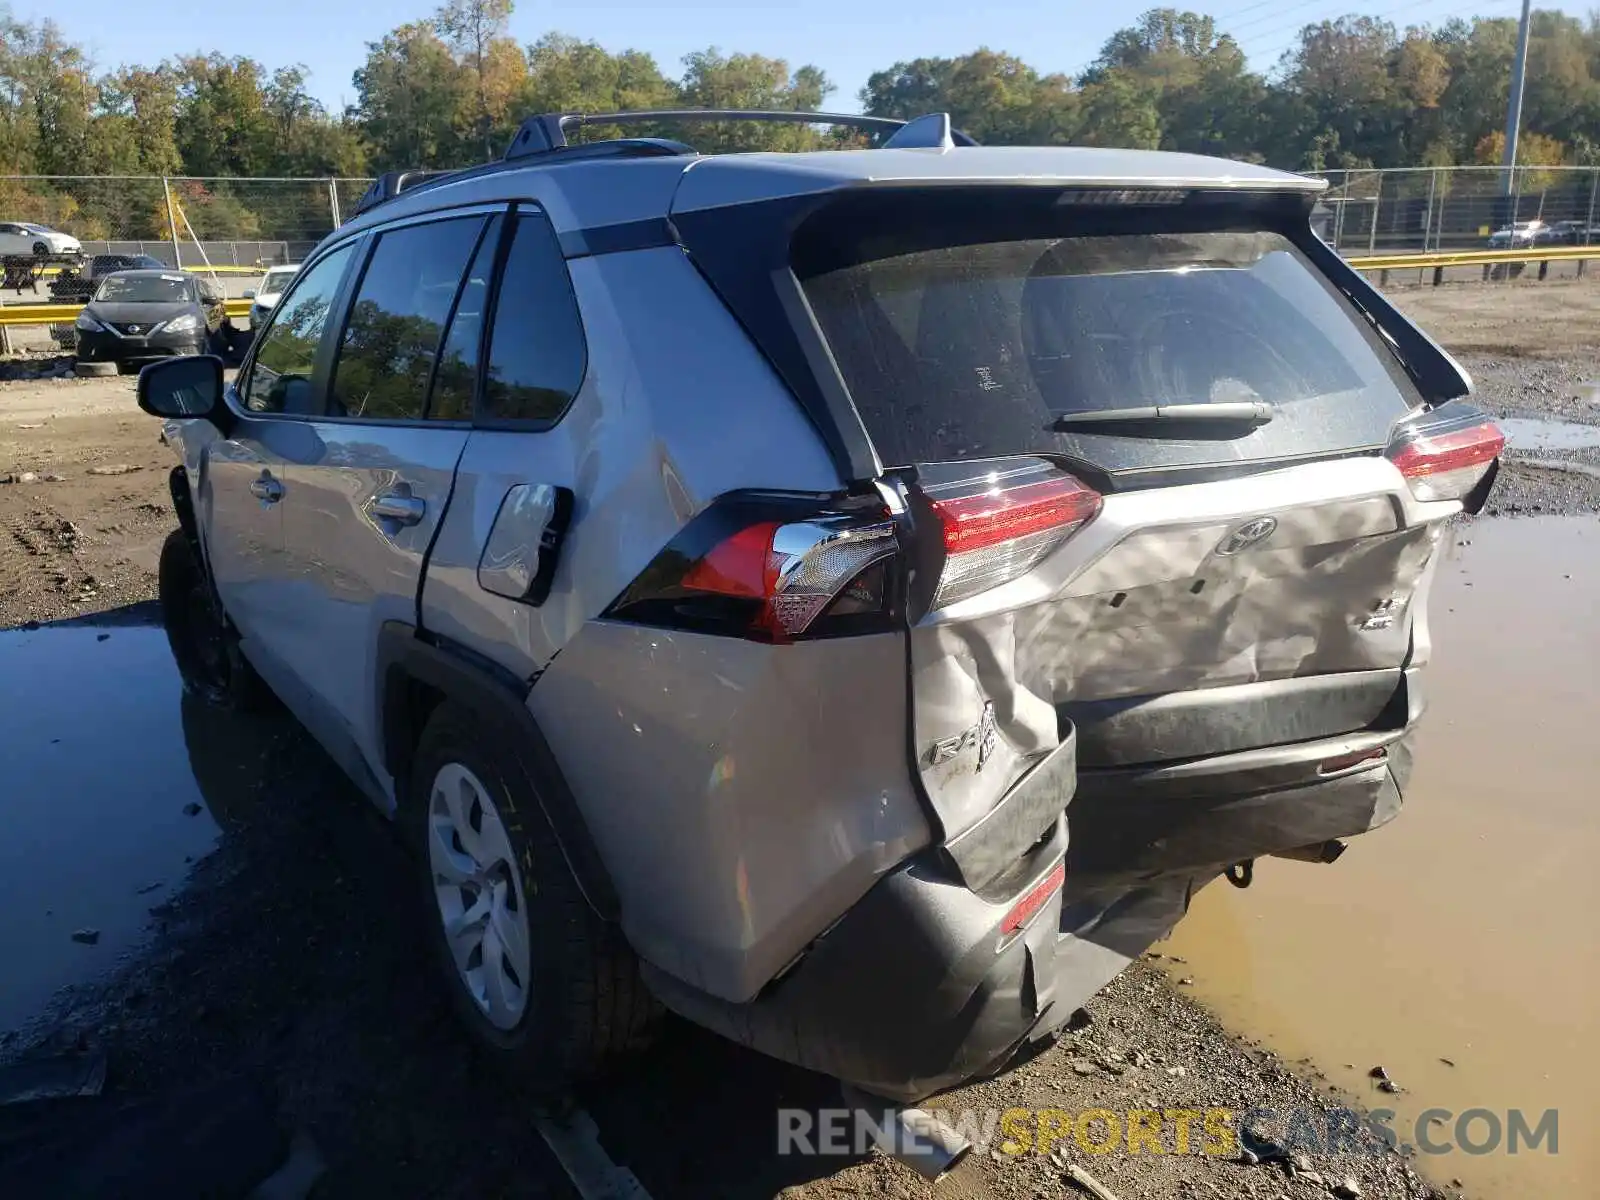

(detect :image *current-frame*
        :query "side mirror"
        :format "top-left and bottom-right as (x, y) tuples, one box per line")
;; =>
(138, 355), (224, 422)
(242, 289), (257, 299)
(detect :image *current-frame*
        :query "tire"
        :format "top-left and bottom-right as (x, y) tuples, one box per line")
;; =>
(408, 703), (658, 1091)
(32, 241), (48, 256)
(157, 528), (273, 711)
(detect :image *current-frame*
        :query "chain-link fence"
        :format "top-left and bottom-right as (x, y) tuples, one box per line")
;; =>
(0, 176), (374, 269)
(4, 167), (1600, 265)
(1312, 166), (1600, 256)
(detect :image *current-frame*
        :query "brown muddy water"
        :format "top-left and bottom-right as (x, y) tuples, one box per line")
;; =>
(1162, 514), (1600, 1199)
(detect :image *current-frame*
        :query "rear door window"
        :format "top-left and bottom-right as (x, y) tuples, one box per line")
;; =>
(801, 228), (1420, 473)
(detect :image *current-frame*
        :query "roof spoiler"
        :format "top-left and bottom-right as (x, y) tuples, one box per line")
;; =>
(504, 108), (978, 160)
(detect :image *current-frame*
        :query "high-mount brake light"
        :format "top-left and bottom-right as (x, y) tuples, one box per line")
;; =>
(918, 461), (1102, 610)
(606, 500), (900, 641)
(1387, 413), (1505, 503)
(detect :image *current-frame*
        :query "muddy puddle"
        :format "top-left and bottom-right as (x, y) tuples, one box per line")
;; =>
(0, 622), (221, 1034)
(1162, 514), (1600, 1198)
(1499, 415), (1600, 452)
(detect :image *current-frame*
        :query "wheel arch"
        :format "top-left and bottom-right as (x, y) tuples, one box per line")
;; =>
(168, 464), (203, 560)
(376, 621), (621, 922)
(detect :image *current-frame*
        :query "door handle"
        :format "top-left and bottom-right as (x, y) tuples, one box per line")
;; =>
(372, 491), (426, 526)
(249, 473), (283, 504)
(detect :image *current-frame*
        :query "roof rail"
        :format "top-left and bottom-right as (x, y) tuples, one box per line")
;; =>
(352, 169), (457, 217)
(504, 109), (978, 160)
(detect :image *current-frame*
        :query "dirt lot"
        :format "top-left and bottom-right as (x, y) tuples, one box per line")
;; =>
(3, 678), (1448, 1199)
(0, 376), (174, 626)
(2, 279), (1596, 1199)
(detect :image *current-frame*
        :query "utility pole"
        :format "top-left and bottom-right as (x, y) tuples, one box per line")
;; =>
(1500, 0), (1533, 196)
(162, 177), (183, 269)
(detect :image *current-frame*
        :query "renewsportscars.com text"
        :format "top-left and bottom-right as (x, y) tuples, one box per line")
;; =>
(778, 1105), (1559, 1158)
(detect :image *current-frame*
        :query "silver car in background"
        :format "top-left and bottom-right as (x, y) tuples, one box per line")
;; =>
(134, 109), (1503, 1110)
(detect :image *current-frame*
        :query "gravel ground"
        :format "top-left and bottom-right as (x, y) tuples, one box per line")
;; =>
(4, 279), (1593, 1199)
(0, 373), (174, 627)
(2, 691), (1449, 1198)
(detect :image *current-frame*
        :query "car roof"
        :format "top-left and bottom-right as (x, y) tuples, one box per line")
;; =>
(334, 144), (1322, 243)
(97, 269), (192, 281)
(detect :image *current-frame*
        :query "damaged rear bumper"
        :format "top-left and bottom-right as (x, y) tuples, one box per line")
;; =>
(642, 814), (1203, 1104)
(641, 716), (1417, 1106)
(1067, 727), (1414, 890)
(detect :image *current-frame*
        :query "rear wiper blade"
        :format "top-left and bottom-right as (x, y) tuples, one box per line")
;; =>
(1049, 401), (1275, 432)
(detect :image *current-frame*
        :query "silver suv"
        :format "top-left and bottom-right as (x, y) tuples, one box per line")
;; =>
(137, 110), (1503, 1107)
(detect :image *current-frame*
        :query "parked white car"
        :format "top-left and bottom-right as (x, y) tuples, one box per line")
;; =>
(246, 264), (302, 330)
(0, 222), (82, 257)
(1486, 219), (1544, 248)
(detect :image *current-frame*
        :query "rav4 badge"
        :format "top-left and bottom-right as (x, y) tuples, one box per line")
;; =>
(926, 702), (998, 770)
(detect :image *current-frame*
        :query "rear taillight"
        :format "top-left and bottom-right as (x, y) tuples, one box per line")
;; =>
(914, 459), (1102, 610)
(1387, 406), (1505, 503)
(606, 496), (899, 641)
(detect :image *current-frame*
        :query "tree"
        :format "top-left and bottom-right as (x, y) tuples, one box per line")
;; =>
(99, 68), (182, 175)
(1083, 10), (1266, 156)
(522, 35), (675, 141)
(172, 55), (278, 177)
(354, 22), (468, 170)
(862, 50), (1078, 144)
(433, 0), (521, 161)
(1077, 70), (1162, 149)
(1474, 128), (1569, 190)
(3, 1), (1600, 211)
(677, 48), (834, 151)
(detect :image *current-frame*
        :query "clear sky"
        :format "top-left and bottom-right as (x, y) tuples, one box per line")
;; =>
(14, 0), (1528, 113)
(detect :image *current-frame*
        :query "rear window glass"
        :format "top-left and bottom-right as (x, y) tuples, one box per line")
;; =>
(801, 230), (1419, 472)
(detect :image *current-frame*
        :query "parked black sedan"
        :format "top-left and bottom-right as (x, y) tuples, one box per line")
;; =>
(73, 270), (231, 367)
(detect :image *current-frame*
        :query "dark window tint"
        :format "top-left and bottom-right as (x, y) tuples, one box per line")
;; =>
(242, 244), (355, 415)
(802, 229), (1420, 473)
(329, 216), (485, 421)
(482, 212), (585, 423)
(428, 215), (501, 421)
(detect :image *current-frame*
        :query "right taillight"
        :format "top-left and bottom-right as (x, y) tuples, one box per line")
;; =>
(914, 459), (1102, 610)
(1386, 406), (1505, 503)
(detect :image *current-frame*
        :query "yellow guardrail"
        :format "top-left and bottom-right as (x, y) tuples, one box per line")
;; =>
(29, 264), (269, 278)
(1346, 245), (1600, 270)
(0, 299), (253, 327)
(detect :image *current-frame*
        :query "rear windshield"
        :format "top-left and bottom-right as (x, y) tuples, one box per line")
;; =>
(94, 275), (191, 303)
(262, 268), (298, 292)
(801, 229), (1419, 473)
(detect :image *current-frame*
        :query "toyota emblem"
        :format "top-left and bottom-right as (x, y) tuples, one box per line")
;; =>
(1215, 516), (1278, 555)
